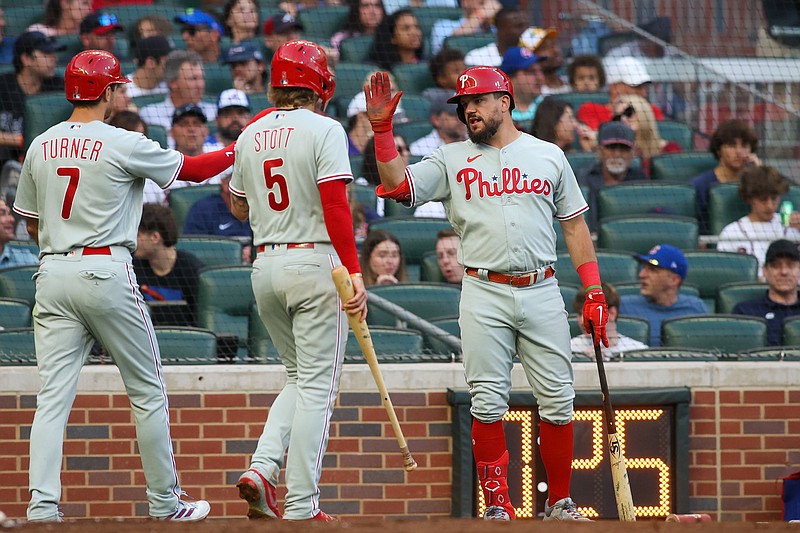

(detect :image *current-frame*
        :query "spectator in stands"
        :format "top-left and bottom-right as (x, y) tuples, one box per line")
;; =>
(139, 50), (217, 135)
(362, 133), (410, 186)
(572, 282), (648, 359)
(262, 12), (303, 61)
(175, 9), (225, 64)
(435, 228), (462, 284)
(171, 104), (209, 159)
(346, 70), (405, 155)
(206, 88), (252, 149)
(530, 99), (579, 152)
(423, 47), (466, 101)
(126, 36), (174, 99)
(733, 239), (800, 346)
(620, 244), (707, 346)
(331, 0), (385, 55)
(613, 94), (680, 173)
(0, 8), (14, 65)
(576, 56), (664, 131)
(499, 46), (545, 128)
(367, 9), (423, 71)
(519, 27), (567, 95)
(78, 11), (123, 54)
(464, 6), (528, 67)
(134, 203), (204, 327)
(691, 119), (761, 235)
(409, 95), (466, 157)
(28, 0), (93, 37)
(223, 0), (261, 45)
(108, 111), (168, 205)
(430, 0), (500, 55)
(0, 197), (38, 270)
(360, 229), (408, 286)
(132, 14), (174, 44)
(347, 182), (376, 246)
(0, 32), (65, 167)
(566, 54), (605, 92)
(717, 166), (800, 278)
(577, 121), (647, 232)
(224, 43), (266, 94)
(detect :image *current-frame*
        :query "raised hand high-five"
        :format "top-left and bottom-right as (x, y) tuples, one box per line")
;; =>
(364, 71), (403, 133)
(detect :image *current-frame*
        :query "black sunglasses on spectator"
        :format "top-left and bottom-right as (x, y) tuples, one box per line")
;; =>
(612, 105), (635, 122)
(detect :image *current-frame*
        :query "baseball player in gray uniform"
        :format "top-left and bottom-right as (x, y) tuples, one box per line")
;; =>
(227, 40), (367, 522)
(13, 50), (238, 522)
(365, 68), (609, 521)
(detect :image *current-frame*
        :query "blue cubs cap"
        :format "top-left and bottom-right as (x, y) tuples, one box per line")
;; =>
(499, 46), (543, 75)
(175, 9), (224, 35)
(635, 244), (688, 280)
(224, 43), (264, 64)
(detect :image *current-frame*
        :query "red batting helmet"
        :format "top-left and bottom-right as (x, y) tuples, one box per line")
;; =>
(270, 40), (335, 106)
(65, 50), (131, 102)
(447, 66), (515, 124)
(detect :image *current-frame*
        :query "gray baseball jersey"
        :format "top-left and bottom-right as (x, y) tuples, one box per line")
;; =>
(404, 133), (587, 424)
(230, 108), (352, 520)
(14, 120), (188, 520)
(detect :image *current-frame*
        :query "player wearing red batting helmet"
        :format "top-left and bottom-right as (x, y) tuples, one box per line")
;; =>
(65, 49), (131, 101)
(269, 39), (335, 108)
(447, 66), (515, 125)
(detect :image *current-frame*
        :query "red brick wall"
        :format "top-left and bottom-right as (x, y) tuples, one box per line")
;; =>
(0, 387), (796, 521)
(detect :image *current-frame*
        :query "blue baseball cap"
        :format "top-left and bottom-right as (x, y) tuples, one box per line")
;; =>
(175, 9), (224, 35)
(635, 244), (688, 280)
(499, 46), (544, 75)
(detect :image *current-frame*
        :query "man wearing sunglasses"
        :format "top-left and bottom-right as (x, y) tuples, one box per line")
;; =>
(78, 11), (123, 55)
(175, 9), (224, 64)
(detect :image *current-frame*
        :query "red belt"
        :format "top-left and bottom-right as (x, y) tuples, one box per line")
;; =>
(82, 246), (112, 256)
(465, 266), (555, 287)
(256, 243), (315, 253)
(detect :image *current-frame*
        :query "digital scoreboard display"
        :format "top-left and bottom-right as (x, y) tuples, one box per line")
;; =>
(448, 388), (690, 520)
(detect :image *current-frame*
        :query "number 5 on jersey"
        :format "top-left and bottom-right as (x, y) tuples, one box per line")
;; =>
(263, 158), (289, 211)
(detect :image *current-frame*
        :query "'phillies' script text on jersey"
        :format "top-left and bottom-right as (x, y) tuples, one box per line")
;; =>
(254, 128), (294, 152)
(41, 137), (103, 162)
(456, 167), (552, 200)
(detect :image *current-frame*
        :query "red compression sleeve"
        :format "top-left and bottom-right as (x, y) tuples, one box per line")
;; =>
(374, 130), (399, 162)
(319, 180), (361, 274)
(577, 261), (602, 292)
(177, 143), (236, 183)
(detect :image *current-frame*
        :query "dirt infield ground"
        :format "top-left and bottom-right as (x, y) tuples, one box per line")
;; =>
(4, 518), (800, 532)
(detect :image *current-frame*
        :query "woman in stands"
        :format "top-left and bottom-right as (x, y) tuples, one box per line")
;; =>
(613, 94), (680, 175)
(367, 8), (422, 71)
(223, 0), (261, 45)
(530, 99), (586, 152)
(331, 0), (385, 54)
(360, 230), (409, 286)
(28, 0), (93, 36)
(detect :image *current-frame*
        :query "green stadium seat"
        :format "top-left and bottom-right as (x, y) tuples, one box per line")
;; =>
(0, 265), (38, 307)
(549, 91), (609, 111)
(5, 8), (41, 37)
(597, 182), (696, 222)
(168, 184), (221, 231)
(155, 327), (218, 365)
(708, 184), (800, 235)
(619, 348), (718, 362)
(398, 95), (432, 123)
(683, 251), (758, 308)
(146, 125), (169, 149)
(0, 328), (36, 365)
(729, 346), (785, 361)
(442, 32), (495, 55)
(565, 152), (597, 174)
(349, 155), (365, 180)
(330, 62), (378, 118)
(368, 217), (452, 264)
(248, 93), (272, 114)
(196, 266), (254, 360)
(339, 35), (375, 63)
(203, 62), (234, 95)
(597, 215), (698, 255)
(366, 282), (461, 327)
(657, 120), (694, 151)
(567, 313), (581, 338)
(425, 316), (460, 356)
(352, 182), (377, 212)
(555, 250), (639, 286)
(393, 62), (435, 95)
(176, 237), (244, 268)
(782, 316), (800, 346)
(297, 6), (349, 39)
(649, 152), (716, 182)
(560, 283), (580, 312)
(660, 314), (767, 352)
(412, 7), (463, 40)
(395, 120), (433, 145)
(382, 198), (417, 217)
(616, 315), (650, 345)
(7, 240), (39, 256)
(0, 298), (32, 329)
(24, 92), (73, 152)
(344, 326), (425, 361)
(247, 302), (280, 362)
(420, 250), (444, 282)
(614, 282), (700, 299)
(716, 282), (767, 314)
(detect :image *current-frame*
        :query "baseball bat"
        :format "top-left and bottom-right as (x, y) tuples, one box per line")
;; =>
(591, 328), (636, 522)
(331, 266), (418, 471)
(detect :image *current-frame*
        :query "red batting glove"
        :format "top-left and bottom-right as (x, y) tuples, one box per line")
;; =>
(583, 289), (609, 347)
(364, 72), (402, 133)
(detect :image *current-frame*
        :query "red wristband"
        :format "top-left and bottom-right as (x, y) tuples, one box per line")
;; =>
(576, 261), (602, 292)
(373, 129), (399, 163)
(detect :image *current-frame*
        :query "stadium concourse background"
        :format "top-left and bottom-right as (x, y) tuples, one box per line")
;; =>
(2, 0), (800, 526)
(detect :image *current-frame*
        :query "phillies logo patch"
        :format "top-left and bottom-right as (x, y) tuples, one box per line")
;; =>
(456, 167), (551, 200)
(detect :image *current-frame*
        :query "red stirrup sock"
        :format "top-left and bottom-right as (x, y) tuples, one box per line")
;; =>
(473, 420), (514, 517)
(539, 420), (574, 504)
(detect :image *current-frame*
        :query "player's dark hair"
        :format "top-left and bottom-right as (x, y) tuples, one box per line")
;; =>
(573, 281), (620, 313)
(566, 54), (606, 88)
(267, 86), (319, 108)
(530, 99), (571, 143)
(359, 229), (408, 286)
(139, 203), (179, 247)
(738, 165), (787, 202)
(367, 9), (422, 71)
(708, 119), (758, 160)
(429, 47), (465, 87)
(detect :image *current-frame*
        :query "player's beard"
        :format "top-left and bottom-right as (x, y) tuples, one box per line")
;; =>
(468, 114), (501, 145)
